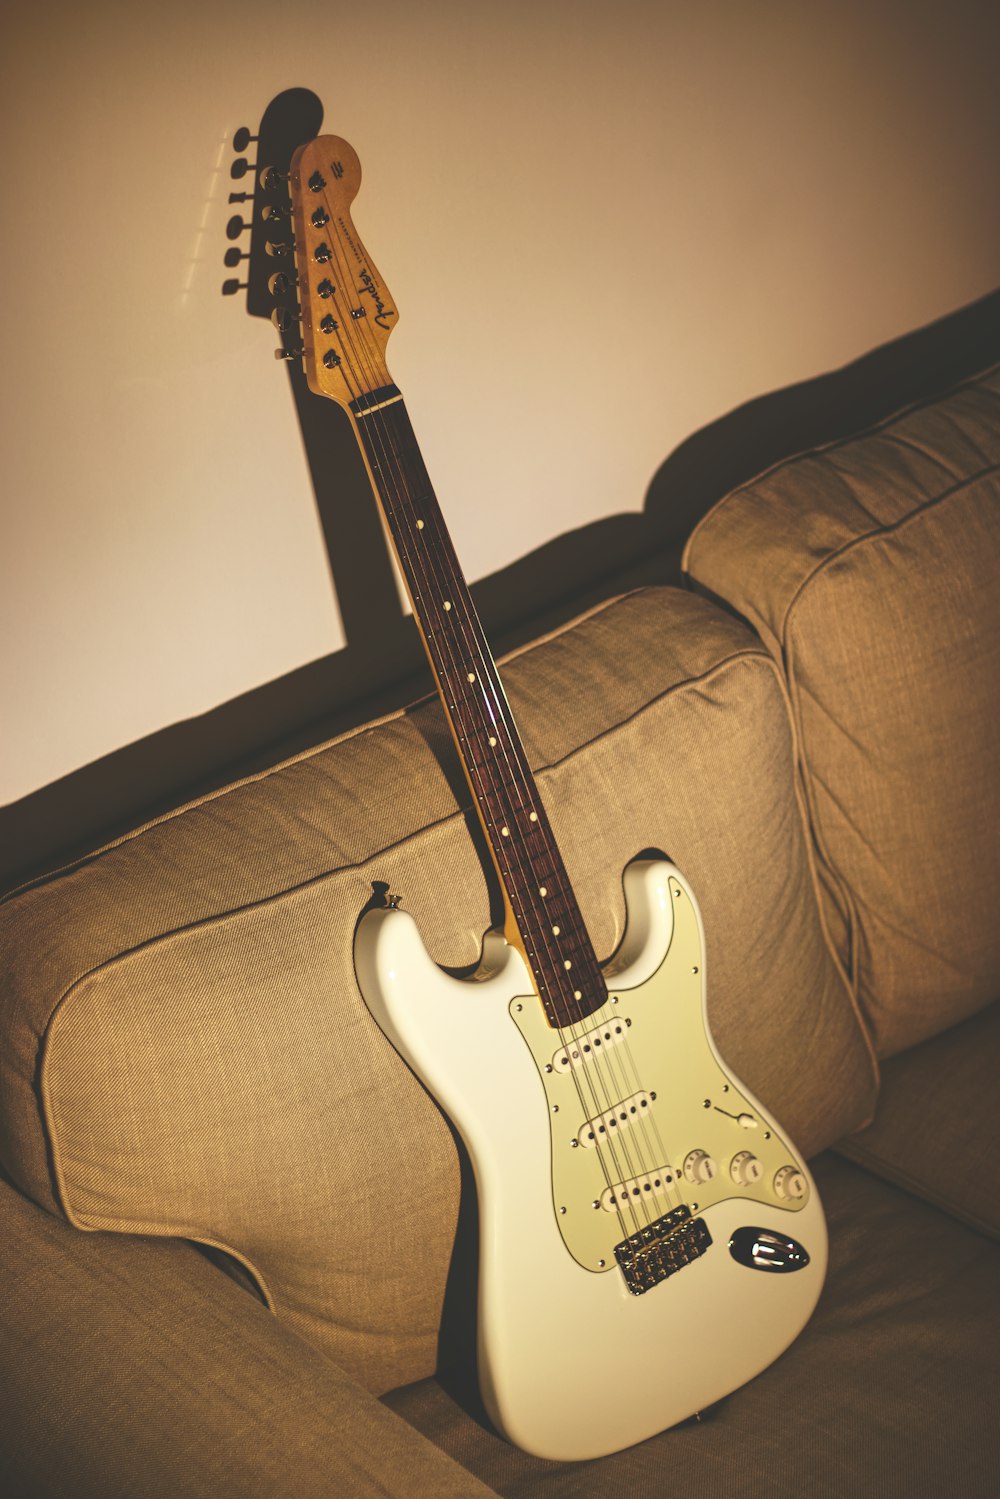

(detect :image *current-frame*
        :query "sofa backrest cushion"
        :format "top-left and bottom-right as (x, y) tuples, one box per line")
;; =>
(684, 364), (1000, 1059)
(0, 587), (876, 1395)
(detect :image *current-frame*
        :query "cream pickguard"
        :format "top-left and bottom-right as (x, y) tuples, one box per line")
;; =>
(355, 860), (826, 1462)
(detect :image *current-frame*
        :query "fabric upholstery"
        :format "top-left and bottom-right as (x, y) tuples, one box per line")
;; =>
(0, 586), (875, 1397)
(0, 1171), (496, 1499)
(684, 365), (1000, 1058)
(838, 997), (1000, 1241)
(385, 1152), (1000, 1498)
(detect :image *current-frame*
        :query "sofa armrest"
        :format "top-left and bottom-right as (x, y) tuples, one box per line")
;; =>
(0, 1175), (494, 1499)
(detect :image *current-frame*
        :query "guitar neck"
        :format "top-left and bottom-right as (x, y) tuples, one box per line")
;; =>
(349, 386), (606, 1029)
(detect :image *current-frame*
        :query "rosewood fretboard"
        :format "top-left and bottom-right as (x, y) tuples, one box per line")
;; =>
(349, 386), (607, 1030)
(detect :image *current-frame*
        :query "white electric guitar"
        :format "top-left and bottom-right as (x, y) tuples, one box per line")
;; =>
(275, 135), (826, 1462)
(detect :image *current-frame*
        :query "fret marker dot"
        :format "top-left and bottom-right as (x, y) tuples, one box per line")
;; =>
(501, 826), (509, 837)
(564, 959), (572, 970)
(529, 811), (538, 822)
(416, 519), (425, 529)
(574, 990), (582, 1000)
(552, 925), (561, 936)
(539, 886), (548, 897)
(443, 601), (452, 611)
(467, 672), (476, 683)
(488, 736), (497, 747)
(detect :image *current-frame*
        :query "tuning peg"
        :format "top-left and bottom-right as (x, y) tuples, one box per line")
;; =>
(262, 203), (290, 222)
(274, 344), (304, 361)
(265, 239), (293, 258)
(259, 165), (289, 192)
(230, 157), (255, 181)
(224, 247), (249, 268)
(233, 126), (258, 153)
(226, 214), (251, 240)
(222, 278), (248, 297)
(271, 306), (301, 333)
(268, 270), (298, 296)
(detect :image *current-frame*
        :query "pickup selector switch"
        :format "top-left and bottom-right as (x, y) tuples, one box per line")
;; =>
(773, 1165), (807, 1201)
(729, 1151), (763, 1186)
(683, 1149), (717, 1185)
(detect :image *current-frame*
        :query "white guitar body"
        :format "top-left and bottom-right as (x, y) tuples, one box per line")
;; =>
(355, 858), (826, 1461)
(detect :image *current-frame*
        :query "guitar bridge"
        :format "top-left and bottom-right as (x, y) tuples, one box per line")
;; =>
(614, 1204), (712, 1296)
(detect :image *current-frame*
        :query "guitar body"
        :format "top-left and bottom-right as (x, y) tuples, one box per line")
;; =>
(355, 859), (826, 1461)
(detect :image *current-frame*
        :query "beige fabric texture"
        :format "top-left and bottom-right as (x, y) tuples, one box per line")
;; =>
(684, 365), (1000, 1058)
(0, 586), (876, 1397)
(385, 1153), (1000, 1498)
(0, 1172), (495, 1499)
(838, 998), (1000, 1242)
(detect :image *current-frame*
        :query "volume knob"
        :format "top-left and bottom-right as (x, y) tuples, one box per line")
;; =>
(683, 1149), (717, 1185)
(774, 1165), (807, 1201)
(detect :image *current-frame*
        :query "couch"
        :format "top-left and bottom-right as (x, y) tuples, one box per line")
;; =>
(2, 364), (998, 1496)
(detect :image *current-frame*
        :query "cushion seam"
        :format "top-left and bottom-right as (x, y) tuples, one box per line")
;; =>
(776, 462), (1000, 648)
(682, 360), (1000, 573)
(0, 587), (667, 907)
(833, 1140), (997, 1242)
(776, 470), (999, 1062)
(763, 651), (880, 1106)
(33, 643), (822, 1204)
(35, 643), (775, 1016)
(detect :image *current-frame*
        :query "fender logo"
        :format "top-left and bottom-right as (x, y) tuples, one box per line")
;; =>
(359, 267), (395, 330)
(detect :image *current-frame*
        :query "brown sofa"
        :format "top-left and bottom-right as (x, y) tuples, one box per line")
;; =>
(2, 366), (998, 1496)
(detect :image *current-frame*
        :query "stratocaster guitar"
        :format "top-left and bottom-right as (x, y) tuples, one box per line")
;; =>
(272, 134), (826, 1462)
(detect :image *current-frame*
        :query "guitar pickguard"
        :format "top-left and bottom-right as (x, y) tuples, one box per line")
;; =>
(510, 876), (808, 1275)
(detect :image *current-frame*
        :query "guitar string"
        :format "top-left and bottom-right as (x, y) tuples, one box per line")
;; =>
(359, 415), (678, 1241)
(307, 204), (688, 1250)
(314, 235), (679, 1250)
(303, 178), (674, 1247)
(356, 402), (672, 1244)
(292, 222), (649, 1248)
(356, 393), (655, 1245)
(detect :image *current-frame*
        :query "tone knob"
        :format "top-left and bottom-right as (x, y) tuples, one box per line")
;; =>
(730, 1151), (763, 1186)
(683, 1149), (717, 1185)
(773, 1164), (807, 1201)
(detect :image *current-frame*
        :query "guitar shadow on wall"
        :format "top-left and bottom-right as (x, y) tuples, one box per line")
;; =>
(2, 82), (999, 892)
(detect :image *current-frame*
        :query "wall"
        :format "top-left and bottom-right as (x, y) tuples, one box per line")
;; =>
(3, 0), (998, 810)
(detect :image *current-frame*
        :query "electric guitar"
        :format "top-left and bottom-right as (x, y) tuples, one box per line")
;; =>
(274, 134), (826, 1462)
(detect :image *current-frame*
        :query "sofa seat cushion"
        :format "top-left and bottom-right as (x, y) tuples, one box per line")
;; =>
(384, 1153), (1000, 1498)
(0, 1171), (496, 1499)
(838, 997), (1000, 1241)
(0, 586), (875, 1397)
(683, 365), (1000, 1058)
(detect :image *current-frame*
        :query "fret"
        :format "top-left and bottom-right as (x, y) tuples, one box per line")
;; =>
(352, 397), (607, 1030)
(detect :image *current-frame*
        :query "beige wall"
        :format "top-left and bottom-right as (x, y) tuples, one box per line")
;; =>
(3, 0), (998, 805)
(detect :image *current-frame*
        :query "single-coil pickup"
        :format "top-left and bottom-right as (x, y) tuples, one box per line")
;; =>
(599, 1164), (675, 1212)
(578, 1092), (652, 1149)
(552, 1015), (630, 1072)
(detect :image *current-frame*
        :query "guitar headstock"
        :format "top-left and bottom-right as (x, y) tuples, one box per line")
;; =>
(286, 136), (398, 409)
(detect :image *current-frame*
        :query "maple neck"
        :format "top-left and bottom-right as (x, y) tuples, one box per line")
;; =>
(349, 387), (607, 1029)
